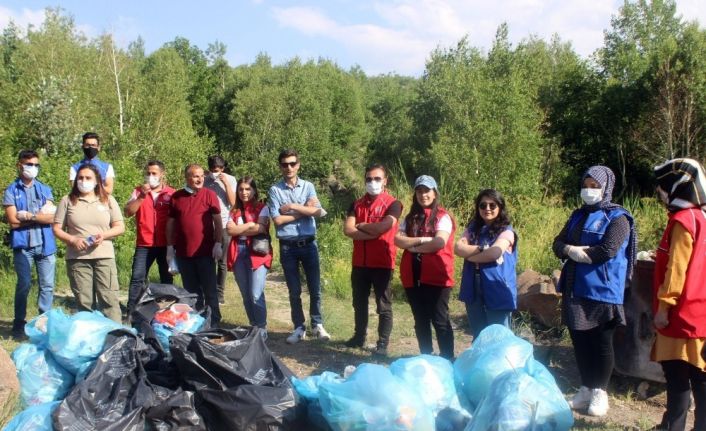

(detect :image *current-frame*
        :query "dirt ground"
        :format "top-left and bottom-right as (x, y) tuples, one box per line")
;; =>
(254, 272), (689, 430)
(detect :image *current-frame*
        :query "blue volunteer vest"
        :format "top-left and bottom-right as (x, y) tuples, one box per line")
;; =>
(72, 157), (110, 184)
(458, 223), (518, 310)
(8, 178), (57, 256)
(563, 207), (631, 304)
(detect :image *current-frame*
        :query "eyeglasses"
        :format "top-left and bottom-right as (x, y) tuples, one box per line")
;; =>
(279, 161), (298, 168)
(365, 176), (383, 183)
(479, 202), (498, 210)
(23, 163), (40, 168)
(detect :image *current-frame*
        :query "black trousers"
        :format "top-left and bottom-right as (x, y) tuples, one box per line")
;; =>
(404, 284), (454, 360)
(569, 322), (616, 390)
(660, 360), (706, 431)
(351, 267), (393, 346)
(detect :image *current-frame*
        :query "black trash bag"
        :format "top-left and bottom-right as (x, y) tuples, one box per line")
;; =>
(132, 282), (211, 359)
(53, 329), (204, 431)
(145, 386), (206, 431)
(170, 327), (298, 431)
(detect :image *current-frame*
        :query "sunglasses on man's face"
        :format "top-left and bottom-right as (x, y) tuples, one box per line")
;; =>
(280, 161), (298, 168)
(479, 202), (498, 210)
(365, 176), (383, 183)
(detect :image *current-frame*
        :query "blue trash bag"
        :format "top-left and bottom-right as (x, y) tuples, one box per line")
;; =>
(465, 359), (574, 431)
(11, 344), (74, 407)
(45, 309), (128, 377)
(453, 324), (533, 413)
(24, 314), (49, 347)
(152, 313), (206, 354)
(292, 371), (343, 430)
(319, 363), (435, 431)
(2, 401), (60, 431)
(390, 354), (464, 415)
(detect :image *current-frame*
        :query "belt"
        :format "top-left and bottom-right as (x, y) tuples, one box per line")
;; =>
(279, 236), (315, 247)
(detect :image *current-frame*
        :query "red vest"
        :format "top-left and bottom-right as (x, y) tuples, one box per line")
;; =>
(400, 207), (456, 288)
(134, 186), (175, 247)
(352, 191), (400, 269)
(653, 208), (706, 338)
(226, 201), (273, 271)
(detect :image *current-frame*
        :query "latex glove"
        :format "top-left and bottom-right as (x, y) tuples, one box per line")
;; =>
(167, 245), (175, 262)
(654, 308), (669, 330)
(566, 245), (592, 264)
(212, 243), (223, 261)
(39, 202), (56, 215)
(16, 210), (32, 221)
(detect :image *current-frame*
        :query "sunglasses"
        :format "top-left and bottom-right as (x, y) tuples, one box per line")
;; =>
(279, 161), (298, 168)
(365, 176), (383, 183)
(479, 202), (498, 210)
(23, 163), (40, 168)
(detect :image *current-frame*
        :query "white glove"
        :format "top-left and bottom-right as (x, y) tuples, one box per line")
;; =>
(167, 245), (175, 262)
(212, 243), (223, 261)
(16, 210), (31, 221)
(39, 202), (57, 215)
(566, 245), (592, 264)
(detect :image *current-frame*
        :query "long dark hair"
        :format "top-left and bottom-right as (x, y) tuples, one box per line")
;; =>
(405, 188), (440, 236)
(69, 164), (108, 205)
(469, 189), (510, 241)
(235, 176), (260, 212)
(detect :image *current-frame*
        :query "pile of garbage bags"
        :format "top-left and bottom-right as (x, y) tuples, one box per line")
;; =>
(293, 325), (573, 431)
(4, 283), (297, 431)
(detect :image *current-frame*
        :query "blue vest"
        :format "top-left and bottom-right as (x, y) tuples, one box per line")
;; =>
(8, 178), (57, 256)
(563, 208), (631, 304)
(72, 158), (110, 184)
(458, 224), (518, 310)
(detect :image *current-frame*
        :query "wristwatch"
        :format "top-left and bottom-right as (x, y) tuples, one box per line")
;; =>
(31, 213), (36, 221)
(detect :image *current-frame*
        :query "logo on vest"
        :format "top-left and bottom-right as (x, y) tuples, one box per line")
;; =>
(592, 220), (603, 231)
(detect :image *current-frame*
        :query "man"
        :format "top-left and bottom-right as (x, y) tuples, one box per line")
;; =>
(124, 160), (175, 313)
(166, 164), (223, 325)
(70, 132), (115, 194)
(3, 150), (57, 339)
(343, 164), (401, 356)
(268, 149), (330, 344)
(204, 155), (237, 304)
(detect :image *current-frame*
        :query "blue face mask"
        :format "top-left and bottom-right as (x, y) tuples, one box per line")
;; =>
(184, 185), (194, 194)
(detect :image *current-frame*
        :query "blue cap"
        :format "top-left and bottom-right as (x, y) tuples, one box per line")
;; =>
(414, 175), (438, 190)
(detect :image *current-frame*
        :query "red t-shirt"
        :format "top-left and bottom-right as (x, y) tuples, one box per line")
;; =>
(169, 188), (221, 257)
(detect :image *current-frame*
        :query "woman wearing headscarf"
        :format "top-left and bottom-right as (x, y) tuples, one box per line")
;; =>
(552, 165), (636, 417)
(652, 158), (706, 431)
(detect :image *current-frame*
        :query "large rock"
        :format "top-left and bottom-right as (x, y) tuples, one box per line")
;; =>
(0, 345), (20, 420)
(516, 269), (562, 327)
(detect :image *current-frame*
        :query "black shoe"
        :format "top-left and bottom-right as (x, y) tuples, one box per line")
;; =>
(11, 328), (26, 341)
(372, 342), (388, 357)
(344, 336), (365, 348)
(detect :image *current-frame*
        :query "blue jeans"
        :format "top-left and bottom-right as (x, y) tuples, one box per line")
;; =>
(279, 240), (322, 329)
(127, 246), (173, 310)
(13, 246), (55, 329)
(464, 299), (512, 340)
(233, 242), (268, 328)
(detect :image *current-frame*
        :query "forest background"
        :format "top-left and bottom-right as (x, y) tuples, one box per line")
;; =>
(0, 0), (704, 312)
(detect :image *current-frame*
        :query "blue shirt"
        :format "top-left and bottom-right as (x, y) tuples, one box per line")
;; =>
(268, 178), (320, 240)
(3, 178), (54, 250)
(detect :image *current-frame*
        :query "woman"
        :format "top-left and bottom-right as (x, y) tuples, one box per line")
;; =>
(652, 158), (706, 431)
(394, 175), (455, 360)
(226, 176), (272, 335)
(455, 189), (517, 340)
(53, 164), (125, 323)
(552, 165), (636, 417)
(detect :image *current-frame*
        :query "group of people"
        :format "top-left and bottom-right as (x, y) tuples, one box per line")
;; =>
(4, 131), (705, 430)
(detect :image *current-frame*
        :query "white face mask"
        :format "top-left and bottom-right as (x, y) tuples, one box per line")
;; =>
(580, 188), (603, 205)
(22, 165), (38, 180)
(366, 181), (383, 196)
(77, 180), (96, 194)
(146, 175), (161, 188)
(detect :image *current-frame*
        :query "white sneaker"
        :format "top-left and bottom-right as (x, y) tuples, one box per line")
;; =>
(568, 386), (591, 410)
(587, 388), (609, 417)
(312, 324), (331, 341)
(286, 327), (307, 344)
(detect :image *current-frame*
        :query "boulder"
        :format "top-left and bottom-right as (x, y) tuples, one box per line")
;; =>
(0, 345), (20, 420)
(516, 269), (562, 327)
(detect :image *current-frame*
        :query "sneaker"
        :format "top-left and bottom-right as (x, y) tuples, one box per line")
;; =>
(312, 324), (331, 341)
(568, 386), (591, 410)
(587, 388), (609, 417)
(344, 335), (365, 348)
(286, 326), (307, 344)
